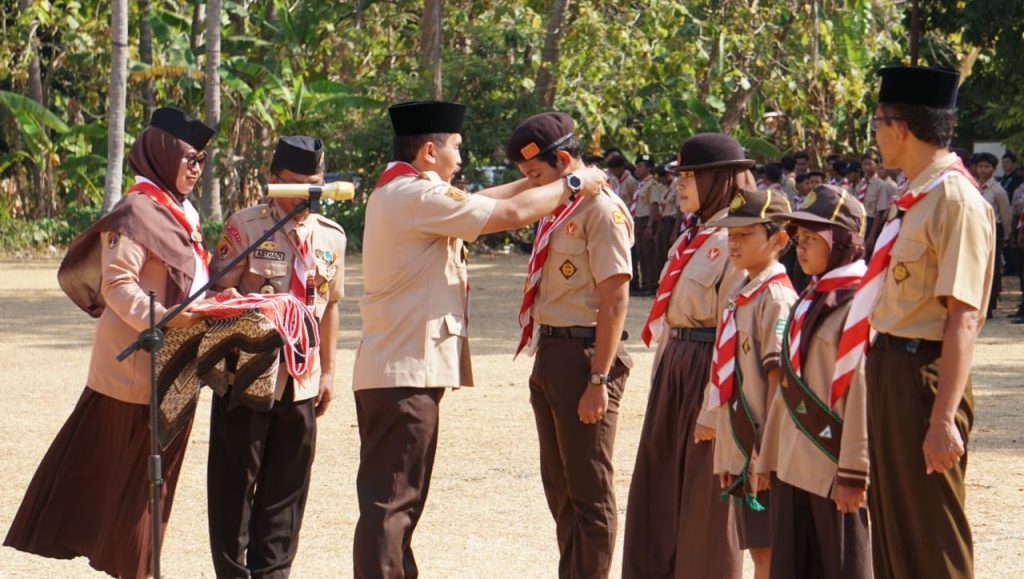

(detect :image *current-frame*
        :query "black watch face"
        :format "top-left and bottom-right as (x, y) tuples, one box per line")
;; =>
(568, 174), (583, 190)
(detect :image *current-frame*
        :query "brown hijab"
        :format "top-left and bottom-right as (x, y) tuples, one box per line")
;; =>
(695, 167), (756, 222)
(128, 126), (193, 199)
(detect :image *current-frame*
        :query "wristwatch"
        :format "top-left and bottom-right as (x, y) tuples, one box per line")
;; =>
(589, 372), (610, 386)
(564, 172), (583, 198)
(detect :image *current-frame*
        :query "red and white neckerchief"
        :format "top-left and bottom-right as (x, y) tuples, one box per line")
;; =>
(630, 176), (653, 216)
(832, 158), (976, 406)
(289, 219), (315, 307)
(374, 161), (420, 189)
(708, 264), (793, 408)
(640, 218), (717, 346)
(128, 179), (210, 270)
(192, 291), (320, 380)
(515, 194), (587, 357)
(853, 179), (869, 202)
(786, 261), (866, 377)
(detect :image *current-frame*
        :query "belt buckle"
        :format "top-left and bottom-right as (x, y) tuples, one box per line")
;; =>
(905, 339), (920, 354)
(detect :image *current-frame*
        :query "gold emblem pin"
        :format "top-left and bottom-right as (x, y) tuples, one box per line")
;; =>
(191, 231), (204, 243)
(318, 281), (330, 296)
(802, 191), (817, 209)
(445, 187), (467, 202)
(892, 262), (910, 283)
(612, 211), (626, 225)
(559, 259), (577, 279)
(259, 284), (275, 295)
(729, 192), (745, 211)
(258, 240), (278, 250)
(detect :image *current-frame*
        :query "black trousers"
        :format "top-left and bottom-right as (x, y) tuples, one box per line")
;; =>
(353, 387), (445, 579)
(208, 384), (317, 579)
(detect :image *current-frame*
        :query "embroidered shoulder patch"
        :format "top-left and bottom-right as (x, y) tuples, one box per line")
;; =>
(707, 247), (721, 261)
(217, 238), (232, 258)
(445, 187), (467, 202)
(775, 319), (787, 336)
(612, 211), (626, 225)
(566, 221), (578, 236)
(225, 224), (242, 243)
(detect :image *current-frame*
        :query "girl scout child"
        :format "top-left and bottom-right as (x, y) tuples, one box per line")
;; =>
(758, 184), (872, 579)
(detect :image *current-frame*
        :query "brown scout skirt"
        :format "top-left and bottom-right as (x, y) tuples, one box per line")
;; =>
(622, 335), (742, 579)
(4, 387), (192, 578)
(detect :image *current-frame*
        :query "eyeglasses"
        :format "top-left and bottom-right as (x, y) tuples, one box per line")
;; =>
(184, 152), (207, 169)
(673, 170), (695, 181)
(870, 116), (904, 132)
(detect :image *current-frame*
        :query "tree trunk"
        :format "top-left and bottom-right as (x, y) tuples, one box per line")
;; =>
(202, 0), (222, 221)
(421, 0), (443, 99)
(190, 1), (205, 52)
(101, 0), (128, 214)
(534, 0), (571, 108)
(139, 0), (155, 123)
(19, 0), (49, 217)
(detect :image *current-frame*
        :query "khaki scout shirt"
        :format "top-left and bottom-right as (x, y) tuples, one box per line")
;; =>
(87, 233), (189, 404)
(632, 176), (661, 218)
(870, 152), (995, 340)
(353, 172), (497, 391)
(661, 180), (680, 217)
(612, 172), (639, 207)
(663, 208), (746, 330)
(211, 203), (347, 402)
(712, 263), (797, 476)
(534, 191), (634, 327)
(757, 301), (869, 498)
(980, 177), (1012, 239)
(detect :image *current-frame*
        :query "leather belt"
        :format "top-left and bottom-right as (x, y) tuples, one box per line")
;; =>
(670, 327), (716, 343)
(539, 325), (628, 341)
(872, 333), (941, 354)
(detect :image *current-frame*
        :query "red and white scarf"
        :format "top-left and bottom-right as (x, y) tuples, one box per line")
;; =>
(786, 261), (866, 377)
(832, 158), (975, 406)
(515, 195), (586, 357)
(374, 161), (420, 190)
(708, 264), (793, 407)
(289, 220), (315, 307)
(640, 220), (717, 346)
(192, 291), (320, 381)
(128, 179), (210, 269)
(853, 179), (869, 202)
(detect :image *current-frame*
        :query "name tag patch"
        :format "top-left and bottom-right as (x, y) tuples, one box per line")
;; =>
(254, 249), (286, 261)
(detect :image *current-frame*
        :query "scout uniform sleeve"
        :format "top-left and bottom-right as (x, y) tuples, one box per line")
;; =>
(934, 194), (995, 310)
(327, 224), (346, 302)
(836, 356), (870, 489)
(587, 200), (634, 283)
(100, 232), (169, 332)
(757, 284), (797, 372)
(210, 217), (248, 289)
(414, 183), (497, 242)
(996, 188), (1012, 239)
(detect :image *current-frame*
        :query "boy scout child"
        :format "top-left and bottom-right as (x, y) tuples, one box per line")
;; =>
(352, 100), (607, 578)
(507, 112), (633, 579)
(703, 188), (797, 579)
(757, 184), (872, 579)
(624, 133), (750, 579)
(632, 154), (667, 295)
(841, 66), (994, 579)
(208, 136), (347, 577)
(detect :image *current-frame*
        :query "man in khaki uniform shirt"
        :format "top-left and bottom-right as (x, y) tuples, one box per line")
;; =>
(208, 136), (347, 577)
(654, 166), (679, 274)
(974, 152), (1011, 316)
(867, 66), (995, 579)
(352, 101), (607, 578)
(632, 155), (666, 295)
(506, 112), (633, 578)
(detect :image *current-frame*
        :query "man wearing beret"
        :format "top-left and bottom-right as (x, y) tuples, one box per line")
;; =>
(507, 112), (633, 578)
(352, 101), (607, 578)
(207, 136), (347, 577)
(842, 66), (995, 579)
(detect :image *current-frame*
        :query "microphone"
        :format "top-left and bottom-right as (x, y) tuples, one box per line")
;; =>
(262, 181), (355, 201)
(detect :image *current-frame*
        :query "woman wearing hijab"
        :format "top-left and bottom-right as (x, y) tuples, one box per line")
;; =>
(756, 184), (872, 578)
(622, 134), (750, 579)
(4, 107), (215, 578)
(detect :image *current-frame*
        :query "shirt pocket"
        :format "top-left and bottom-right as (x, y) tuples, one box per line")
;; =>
(680, 262), (719, 322)
(548, 235), (590, 287)
(248, 259), (290, 294)
(888, 238), (929, 302)
(430, 313), (468, 339)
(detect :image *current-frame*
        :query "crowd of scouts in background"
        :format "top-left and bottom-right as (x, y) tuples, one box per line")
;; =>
(4, 65), (993, 579)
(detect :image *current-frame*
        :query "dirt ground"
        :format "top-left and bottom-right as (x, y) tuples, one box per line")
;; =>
(1, 254), (1022, 578)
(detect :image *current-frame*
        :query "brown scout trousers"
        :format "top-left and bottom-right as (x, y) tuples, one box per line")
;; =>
(530, 333), (631, 579)
(353, 387), (445, 579)
(635, 216), (660, 291)
(622, 336), (742, 579)
(867, 340), (975, 579)
(769, 475), (871, 579)
(654, 215), (677, 280)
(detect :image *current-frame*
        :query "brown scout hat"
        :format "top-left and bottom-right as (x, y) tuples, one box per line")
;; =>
(666, 133), (755, 172)
(710, 187), (792, 228)
(506, 112), (575, 164)
(773, 184), (866, 237)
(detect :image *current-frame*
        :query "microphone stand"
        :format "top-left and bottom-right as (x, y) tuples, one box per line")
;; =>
(117, 192), (322, 578)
